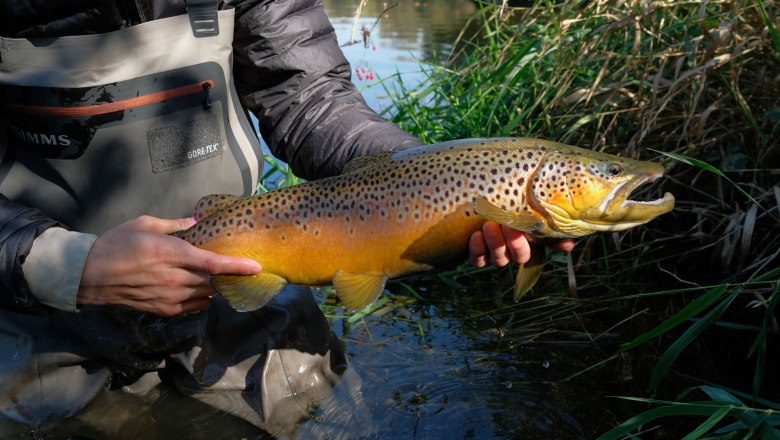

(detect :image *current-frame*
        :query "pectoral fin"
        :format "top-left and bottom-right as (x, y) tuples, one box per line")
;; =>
(514, 246), (544, 301)
(473, 196), (543, 232)
(332, 270), (389, 312)
(211, 273), (288, 312)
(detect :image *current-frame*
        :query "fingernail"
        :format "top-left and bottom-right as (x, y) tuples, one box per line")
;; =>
(181, 217), (198, 228)
(243, 258), (262, 272)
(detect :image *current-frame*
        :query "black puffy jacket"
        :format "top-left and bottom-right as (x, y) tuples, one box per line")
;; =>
(0, 0), (424, 312)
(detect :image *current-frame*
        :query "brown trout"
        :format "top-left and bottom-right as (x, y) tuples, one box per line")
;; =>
(176, 138), (674, 312)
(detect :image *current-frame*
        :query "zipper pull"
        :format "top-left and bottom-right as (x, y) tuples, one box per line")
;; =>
(202, 82), (213, 109)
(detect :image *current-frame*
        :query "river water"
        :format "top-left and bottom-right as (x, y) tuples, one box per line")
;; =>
(323, 0), (478, 112)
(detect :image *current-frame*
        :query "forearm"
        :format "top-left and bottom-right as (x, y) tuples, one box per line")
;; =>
(232, 0), (424, 180)
(23, 227), (96, 312)
(257, 70), (423, 180)
(0, 194), (65, 312)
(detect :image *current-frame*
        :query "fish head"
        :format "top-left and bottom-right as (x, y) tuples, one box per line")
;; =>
(530, 146), (675, 237)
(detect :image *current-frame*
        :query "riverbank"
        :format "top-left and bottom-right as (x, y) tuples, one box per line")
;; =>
(382, 0), (780, 436)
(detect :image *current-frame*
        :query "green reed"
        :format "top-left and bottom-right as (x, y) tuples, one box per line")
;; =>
(379, 0), (780, 437)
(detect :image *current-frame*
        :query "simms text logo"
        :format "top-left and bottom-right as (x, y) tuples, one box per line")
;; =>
(10, 125), (71, 146)
(187, 143), (220, 160)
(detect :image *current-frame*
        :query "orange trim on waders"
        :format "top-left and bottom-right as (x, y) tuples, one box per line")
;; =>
(6, 80), (216, 117)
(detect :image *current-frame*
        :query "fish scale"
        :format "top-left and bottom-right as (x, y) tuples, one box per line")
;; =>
(175, 138), (674, 312)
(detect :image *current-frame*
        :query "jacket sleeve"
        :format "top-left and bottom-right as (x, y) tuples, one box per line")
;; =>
(0, 194), (63, 312)
(230, 0), (425, 181)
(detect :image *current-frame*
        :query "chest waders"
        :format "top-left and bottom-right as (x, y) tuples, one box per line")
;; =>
(0, 2), (349, 435)
(0, 2), (260, 234)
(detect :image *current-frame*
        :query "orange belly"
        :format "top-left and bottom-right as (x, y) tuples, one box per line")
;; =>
(199, 202), (486, 285)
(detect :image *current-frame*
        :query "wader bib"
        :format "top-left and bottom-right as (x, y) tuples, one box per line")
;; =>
(0, 3), (260, 234)
(0, 3), (348, 435)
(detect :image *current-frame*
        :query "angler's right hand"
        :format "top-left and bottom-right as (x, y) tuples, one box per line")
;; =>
(76, 215), (262, 317)
(469, 221), (575, 268)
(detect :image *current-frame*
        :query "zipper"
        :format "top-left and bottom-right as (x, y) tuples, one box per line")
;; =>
(6, 80), (216, 117)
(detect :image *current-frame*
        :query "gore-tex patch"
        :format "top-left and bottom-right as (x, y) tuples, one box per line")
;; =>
(147, 112), (223, 173)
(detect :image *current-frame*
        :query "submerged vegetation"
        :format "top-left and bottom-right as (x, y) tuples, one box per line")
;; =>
(377, 0), (779, 437)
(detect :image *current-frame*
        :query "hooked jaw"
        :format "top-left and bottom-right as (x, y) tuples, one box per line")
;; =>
(553, 166), (675, 236)
(535, 161), (675, 237)
(602, 171), (675, 223)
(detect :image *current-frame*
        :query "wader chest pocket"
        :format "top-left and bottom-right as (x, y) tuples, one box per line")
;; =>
(1, 63), (228, 173)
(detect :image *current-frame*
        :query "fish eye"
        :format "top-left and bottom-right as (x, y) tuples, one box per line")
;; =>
(607, 164), (624, 176)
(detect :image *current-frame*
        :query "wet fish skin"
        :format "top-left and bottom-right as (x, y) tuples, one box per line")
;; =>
(175, 138), (675, 312)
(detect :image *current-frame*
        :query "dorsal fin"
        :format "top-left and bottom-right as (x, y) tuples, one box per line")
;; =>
(342, 151), (394, 174)
(193, 194), (243, 221)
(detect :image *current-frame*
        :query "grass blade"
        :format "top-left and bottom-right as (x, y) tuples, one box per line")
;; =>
(648, 288), (739, 392)
(680, 406), (732, 440)
(598, 402), (733, 440)
(651, 150), (777, 222)
(621, 285), (729, 352)
(749, 286), (779, 400)
(756, 0), (780, 58)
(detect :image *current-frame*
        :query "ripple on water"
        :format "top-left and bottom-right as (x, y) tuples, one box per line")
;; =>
(297, 310), (589, 439)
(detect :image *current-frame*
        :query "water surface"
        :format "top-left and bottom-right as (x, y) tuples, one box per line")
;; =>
(323, 0), (478, 111)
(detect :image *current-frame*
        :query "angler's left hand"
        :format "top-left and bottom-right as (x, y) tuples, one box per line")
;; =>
(468, 221), (574, 268)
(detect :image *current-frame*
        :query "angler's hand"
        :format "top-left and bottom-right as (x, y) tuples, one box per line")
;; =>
(468, 221), (575, 268)
(77, 215), (262, 317)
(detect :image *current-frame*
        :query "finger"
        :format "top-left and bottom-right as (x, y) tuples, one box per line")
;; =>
(501, 226), (531, 265)
(179, 296), (213, 314)
(131, 215), (198, 234)
(167, 282), (217, 302)
(152, 296), (213, 317)
(482, 222), (510, 267)
(469, 231), (488, 268)
(552, 239), (576, 253)
(185, 247), (262, 275)
(527, 235), (576, 254)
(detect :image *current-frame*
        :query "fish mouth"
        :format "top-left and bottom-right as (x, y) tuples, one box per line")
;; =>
(604, 171), (675, 222)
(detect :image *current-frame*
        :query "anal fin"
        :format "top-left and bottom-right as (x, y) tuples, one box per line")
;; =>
(211, 272), (288, 312)
(332, 270), (389, 312)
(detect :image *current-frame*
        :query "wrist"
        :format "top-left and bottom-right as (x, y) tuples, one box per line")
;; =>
(22, 227), (97, 312)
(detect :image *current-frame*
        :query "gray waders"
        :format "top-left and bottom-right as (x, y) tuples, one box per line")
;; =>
(0, 2), (352, 436)
(0, 286), (350, 436)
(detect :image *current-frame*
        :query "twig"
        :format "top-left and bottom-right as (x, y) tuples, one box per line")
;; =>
(340, 2), (400, 47)
(346, 0), (368, 47)
(369, 2), (399, 34)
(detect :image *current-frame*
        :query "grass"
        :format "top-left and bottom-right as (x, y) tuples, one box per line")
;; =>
(375, 0), (780, 437)
(257, 153), (301, 192)
(600, 386), (780, 440)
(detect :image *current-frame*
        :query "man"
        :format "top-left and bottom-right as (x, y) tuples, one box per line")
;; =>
(0, 0), (571, 436)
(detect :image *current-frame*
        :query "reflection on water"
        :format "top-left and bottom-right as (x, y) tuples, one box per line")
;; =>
(298, 299), (591, 439)
(324, 0), (477, 57)
(323, 0), (478, 111)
